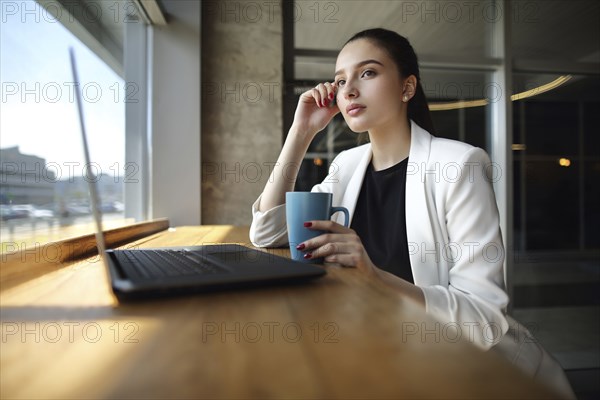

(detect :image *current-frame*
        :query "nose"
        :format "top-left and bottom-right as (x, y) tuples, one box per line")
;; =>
(341, 80), (358, 100)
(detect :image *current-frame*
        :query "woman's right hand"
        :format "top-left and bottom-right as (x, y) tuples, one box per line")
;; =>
(291, 82), (340, 139)
(256, 82), (340, 212)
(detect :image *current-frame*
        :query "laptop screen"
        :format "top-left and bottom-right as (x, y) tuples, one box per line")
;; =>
(69, 47), (109, 258)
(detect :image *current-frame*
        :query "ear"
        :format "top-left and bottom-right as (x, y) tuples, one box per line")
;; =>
(402, 75), (417, 102)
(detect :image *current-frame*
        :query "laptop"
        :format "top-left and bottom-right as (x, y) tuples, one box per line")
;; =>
(68, 48), (325, 301)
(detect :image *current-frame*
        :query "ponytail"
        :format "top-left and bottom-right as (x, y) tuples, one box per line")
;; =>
(409, 83), (436, 135)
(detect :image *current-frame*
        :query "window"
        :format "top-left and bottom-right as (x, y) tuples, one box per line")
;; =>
(0, 0), (138, 253)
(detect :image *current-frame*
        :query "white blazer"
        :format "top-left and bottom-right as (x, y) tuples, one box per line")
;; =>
(250, 120), (509, 350)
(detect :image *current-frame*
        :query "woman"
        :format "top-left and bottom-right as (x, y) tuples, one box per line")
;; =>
(250, 28), (574, 398)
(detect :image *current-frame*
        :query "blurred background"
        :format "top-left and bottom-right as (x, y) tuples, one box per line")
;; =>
(1, 0), (598, 397)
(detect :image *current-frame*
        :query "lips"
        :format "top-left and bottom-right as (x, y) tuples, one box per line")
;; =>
(346, 103), (366, 116)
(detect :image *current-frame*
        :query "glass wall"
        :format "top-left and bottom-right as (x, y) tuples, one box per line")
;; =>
(509, 1), (600, 390)
(511, 74), (600, 251)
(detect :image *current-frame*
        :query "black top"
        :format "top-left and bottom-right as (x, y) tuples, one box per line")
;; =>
(350, 157), (413, 283)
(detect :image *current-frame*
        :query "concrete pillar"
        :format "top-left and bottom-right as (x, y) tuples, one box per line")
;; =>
(201, 0), (283, 225)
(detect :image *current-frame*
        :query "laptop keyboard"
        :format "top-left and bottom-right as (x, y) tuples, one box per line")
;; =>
(115, 249), (230, 280)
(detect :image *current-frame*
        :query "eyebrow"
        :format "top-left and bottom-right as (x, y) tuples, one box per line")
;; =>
(335, 59), (384, 77)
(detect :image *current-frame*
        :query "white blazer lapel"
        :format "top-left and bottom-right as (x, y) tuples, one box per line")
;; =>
(338, 144), (372, 226)
(405, 121), (439, 286)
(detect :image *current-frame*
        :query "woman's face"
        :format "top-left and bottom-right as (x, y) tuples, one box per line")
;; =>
(334, 39), (406, 133)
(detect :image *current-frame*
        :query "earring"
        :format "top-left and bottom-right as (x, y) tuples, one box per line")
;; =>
(403, 95), (408, 102)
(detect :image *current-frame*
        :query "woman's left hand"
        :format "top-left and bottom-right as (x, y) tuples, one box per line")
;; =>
(300, 220), (425, 306)
(298, 220), (377, 275)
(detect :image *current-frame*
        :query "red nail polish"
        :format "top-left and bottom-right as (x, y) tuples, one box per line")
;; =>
(304, 222), (312, 227)
(296, 243), (305, 250)
(329, 93), (334, 99)
(304, 253), (312, 259)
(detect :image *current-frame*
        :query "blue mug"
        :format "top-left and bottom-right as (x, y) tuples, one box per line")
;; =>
(286, 192), (350, 263)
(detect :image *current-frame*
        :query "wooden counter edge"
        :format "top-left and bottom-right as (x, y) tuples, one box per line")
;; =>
(0, 218), (170, 290)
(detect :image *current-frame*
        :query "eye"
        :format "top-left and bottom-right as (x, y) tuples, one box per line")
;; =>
(362, 70), (375, 78)
(336, 79), (346, 87)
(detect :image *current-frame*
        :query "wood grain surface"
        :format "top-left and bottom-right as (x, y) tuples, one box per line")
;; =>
(0, 225), (559, 399)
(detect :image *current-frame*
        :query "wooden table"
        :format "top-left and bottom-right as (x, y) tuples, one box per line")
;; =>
(1, 225), (559, 399)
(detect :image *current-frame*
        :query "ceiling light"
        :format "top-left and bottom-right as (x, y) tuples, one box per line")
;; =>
(558, 158), (571, 167)
(429, 75), (572, 111)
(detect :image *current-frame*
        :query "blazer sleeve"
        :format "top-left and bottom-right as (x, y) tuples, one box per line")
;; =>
(419, 147), (510, 350)
(249, 152), (345, 248)
(249, 194), (288, 248)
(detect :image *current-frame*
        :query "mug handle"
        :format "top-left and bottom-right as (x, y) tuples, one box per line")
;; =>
(330, 207), (350, 228)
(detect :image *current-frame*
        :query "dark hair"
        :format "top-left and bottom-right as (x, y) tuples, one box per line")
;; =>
(344, 28), (436, 135)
